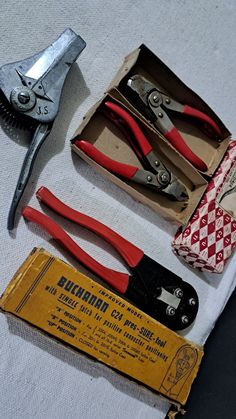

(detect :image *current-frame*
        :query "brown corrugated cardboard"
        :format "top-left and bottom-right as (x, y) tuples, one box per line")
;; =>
(111, 45), (230, 177)
(71, 45), (230, 224)
(72, 92), (207, 225)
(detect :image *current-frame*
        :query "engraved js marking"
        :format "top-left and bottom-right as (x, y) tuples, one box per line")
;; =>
(37, 105), (49, 115)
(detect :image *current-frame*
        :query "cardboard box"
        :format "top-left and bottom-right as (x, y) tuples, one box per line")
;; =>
(72, 91), (207, 225)
(172, 141), (236, 273)
(110, 45), (230, 177)
(71, 45), (230, 225)
(0, 248), (203, 407)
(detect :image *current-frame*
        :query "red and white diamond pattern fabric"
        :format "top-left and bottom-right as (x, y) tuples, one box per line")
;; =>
(173, 141), (236, 273)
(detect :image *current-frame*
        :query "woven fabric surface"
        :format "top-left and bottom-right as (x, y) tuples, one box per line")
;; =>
(0, 1), (236, 418)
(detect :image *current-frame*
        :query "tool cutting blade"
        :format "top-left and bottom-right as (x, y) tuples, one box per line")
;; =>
(127, 74), (155, 103)
(163, 175), (189, 202)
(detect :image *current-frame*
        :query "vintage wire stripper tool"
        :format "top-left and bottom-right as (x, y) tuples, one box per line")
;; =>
(23, 187), (199, 330)
(74, 101), (188, 202)
(126, 74), (222, 172)
(0, 28), (86, 230)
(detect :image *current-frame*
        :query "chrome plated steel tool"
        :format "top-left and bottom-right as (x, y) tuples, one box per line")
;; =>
(74, 101), (188, 202)
(0, 28), (86, 230)
(126, 74), (222, 172)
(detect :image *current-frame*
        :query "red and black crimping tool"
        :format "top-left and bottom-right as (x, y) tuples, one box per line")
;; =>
(23, 187), (199, 330)
(74, 101), (188, 202)
(126, 74), (222, 172)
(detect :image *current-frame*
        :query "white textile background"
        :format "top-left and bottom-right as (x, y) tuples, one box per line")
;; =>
(0, 1), (236, 418)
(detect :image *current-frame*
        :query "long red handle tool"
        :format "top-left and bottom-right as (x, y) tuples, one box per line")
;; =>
(127, 75), (222, 172)
(23, 187), (199, 331)
(75, 140), (139, 179)
(165, 127), (208, 172)
(23, 206), (129, 294)
(164, 105), (222, 172)
(183, 105), (222, 137)
(75, 140), (164, 192)
(36, 187), (144, 268)
(104, 101), (152, 157)
(162, 101), (222, 172)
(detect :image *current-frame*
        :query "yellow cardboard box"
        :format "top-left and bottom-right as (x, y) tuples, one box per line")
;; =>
(0, 248), (203, 406)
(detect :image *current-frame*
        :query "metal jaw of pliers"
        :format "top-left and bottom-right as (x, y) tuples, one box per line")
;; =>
(23, 187), (199, 330)
(0, 28), (86, 230)
(74, 101), (188, 201)
(130, 150), (187, 202)
(127, 74), (222, 172)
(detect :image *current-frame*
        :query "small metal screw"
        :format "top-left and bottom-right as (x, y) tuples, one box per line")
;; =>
(147, 175), (153, 182)
(154, 160), (160, 167)
(18, 91), (30, 104)
(166, 306), (176, 316)
(160, 172), (169, 184)
(165, 98), (170, 104)
(174, 288), (183, 298)
(158, 112), (163, 118)
(152, 94), (159, 103)
(181, 315), (189, 325)
(189, 298), (196, 306)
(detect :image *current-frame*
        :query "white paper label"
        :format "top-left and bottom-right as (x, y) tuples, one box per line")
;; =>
(217, 160), (236, 219)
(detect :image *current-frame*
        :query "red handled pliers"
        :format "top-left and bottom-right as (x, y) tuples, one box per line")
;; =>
(126, 75), (222, 172)
(74, 101), (188, 202)
(23, 187), (199, 330)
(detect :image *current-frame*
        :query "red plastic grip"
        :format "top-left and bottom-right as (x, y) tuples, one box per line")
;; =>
(183, 105), (221, 137)
(105, 101), (152, 156)
(36, 187), (144, 268)
(75, 140), (138, 179)
(23, 206), (130, 294)
(165, 127), (208, 172)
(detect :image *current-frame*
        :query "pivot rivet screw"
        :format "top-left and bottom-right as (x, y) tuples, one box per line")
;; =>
(174, 288), (183, 298)
(152, 94), (159, 103)
(189, 298), (196, 306)
(181, 315), (189, 325)
(160, 172), (169, 184)
(166, 306), (176, 316)
(18, 91), (30, 104)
